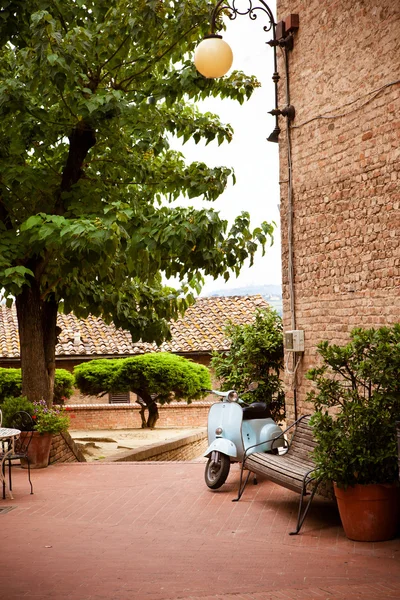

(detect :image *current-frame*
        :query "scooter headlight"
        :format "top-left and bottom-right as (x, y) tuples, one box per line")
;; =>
(215, 427), (223, 435)
(227, 391), (238, 402)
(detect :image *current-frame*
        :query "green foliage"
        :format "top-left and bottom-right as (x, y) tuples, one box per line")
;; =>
(116, 353), (211, 404)
(0, 368), (22, 402)
(0, 0), (274, 345)
(307, 325), (400, 487)
(74, 359), (124, 396)
(1, 396), (69, 433)
(53, 369), (75, 403)
(31, 399), (70, 434)
(0, 368), (74, 404)
(74, 353), (211, 403)
(211, 308), (285, 422)
(1, 396), (34, 426)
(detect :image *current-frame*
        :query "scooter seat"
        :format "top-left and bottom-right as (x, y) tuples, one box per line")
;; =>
(242, 402), (272, 420)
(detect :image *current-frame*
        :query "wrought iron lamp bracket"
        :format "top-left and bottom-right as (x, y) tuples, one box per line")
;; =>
(207, 0), (298, 142)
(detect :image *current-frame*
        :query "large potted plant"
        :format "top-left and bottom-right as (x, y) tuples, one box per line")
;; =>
(307, 325), (400, 542)
(2, 397), (70, 468)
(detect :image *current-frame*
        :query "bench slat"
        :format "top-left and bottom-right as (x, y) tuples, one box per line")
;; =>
(246, 455), (312, 493)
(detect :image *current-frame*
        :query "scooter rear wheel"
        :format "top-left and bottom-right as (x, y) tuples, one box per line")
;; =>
(205, 453), (230, 489)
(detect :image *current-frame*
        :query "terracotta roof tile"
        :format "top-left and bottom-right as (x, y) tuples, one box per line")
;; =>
(0, 295), (269, 359)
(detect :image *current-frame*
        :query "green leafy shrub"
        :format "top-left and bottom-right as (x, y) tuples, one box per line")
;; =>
(211, 308), (285, 422)
(0, 368), (74, 405)
(0, 369), (22, 403)
(116, 353), (211, 404)
(307, 325), (400, 487)
(31, 399), (70, 434)
(74, 359), (124, 396)
(2, 397), (69, 433)
(53, 369), (75, 404)
(1, 396), (34, 426)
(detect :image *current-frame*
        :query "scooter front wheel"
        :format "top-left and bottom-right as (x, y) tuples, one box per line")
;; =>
(205, 452), (230, 489)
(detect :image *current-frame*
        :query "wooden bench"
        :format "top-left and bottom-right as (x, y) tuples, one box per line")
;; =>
(234, 415), (324, 535)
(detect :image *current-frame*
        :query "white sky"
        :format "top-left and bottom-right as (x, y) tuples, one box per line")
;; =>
(172, 1), (282, 295)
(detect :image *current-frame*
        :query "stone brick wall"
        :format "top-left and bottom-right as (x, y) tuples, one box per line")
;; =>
(48, 428), (207, 464)
(109, 431), (208, 462)
(49, 431), (86, 464)
(277, 0), (400, 420)
(66, 401), (211, 430)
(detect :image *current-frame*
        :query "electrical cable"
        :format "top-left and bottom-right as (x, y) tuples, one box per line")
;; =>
(280, 45), (301, 413)
(291, 79), (400, 130)
(279, 47), (296, 332)
(285, 351), (301, 376)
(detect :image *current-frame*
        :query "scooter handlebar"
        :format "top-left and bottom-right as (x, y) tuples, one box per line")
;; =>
(200, 388), (230, 398)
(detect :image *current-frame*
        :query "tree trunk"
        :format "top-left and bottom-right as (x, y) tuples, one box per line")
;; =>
(147, 401), (159, 429)
(16, 280), (58, 407)
(137, 392), (160, 428)
(42, 296), (58, 405)
(136, 397), (148, 428)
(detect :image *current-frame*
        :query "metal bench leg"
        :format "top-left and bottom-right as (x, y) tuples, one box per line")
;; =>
(232, 462), (251, 502)
(27, 459), (33, 494)
(289, 474), (320, 535)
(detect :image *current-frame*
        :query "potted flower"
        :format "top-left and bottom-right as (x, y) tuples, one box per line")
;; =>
(307, 325), (400, 542)
(1, 396), (69, 468)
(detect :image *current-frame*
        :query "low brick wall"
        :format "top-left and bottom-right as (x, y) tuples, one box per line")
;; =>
(48, 428), (208, 465)
(49, 431), (87, 464)
(66, 401), (210, 430)
(108, 430), (208, 463)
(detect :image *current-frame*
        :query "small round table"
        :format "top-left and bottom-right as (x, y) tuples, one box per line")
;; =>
(0, 428), (21, 500)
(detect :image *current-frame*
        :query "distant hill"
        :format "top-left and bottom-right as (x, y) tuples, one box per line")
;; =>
(203, 284), (283, 316)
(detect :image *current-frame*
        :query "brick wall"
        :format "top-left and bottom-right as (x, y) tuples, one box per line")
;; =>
(277, 0), (400, 420)
(109, 431), (208, 462)
(66, 401), (211, 430)
(49, 431), (86, 464)
(48, 428), (206, 464)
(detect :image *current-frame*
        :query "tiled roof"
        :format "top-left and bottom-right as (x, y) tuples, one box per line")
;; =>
(0, 295), (269, 359)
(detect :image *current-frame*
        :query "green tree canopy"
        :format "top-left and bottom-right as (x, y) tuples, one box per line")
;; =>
(211, 308), (285, 422)
(74, 353), (211, 427)
(0, 0), (273, 405)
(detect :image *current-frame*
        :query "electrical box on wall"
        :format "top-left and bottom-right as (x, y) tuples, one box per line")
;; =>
(284, 330), (305, 352)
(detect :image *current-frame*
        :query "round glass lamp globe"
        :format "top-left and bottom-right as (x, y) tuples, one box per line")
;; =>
(194, 37), (233, 78)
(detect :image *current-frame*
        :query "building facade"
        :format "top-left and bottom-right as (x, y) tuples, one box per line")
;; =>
(277, 0), (400, 419)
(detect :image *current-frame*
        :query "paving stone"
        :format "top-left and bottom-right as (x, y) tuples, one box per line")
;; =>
(1, 462), (399, 599)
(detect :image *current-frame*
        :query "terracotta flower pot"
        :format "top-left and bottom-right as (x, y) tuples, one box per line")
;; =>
(20, 431), (53, 469)
(334, 482), (400, 542)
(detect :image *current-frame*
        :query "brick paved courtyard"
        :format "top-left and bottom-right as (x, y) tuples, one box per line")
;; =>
(1, 461), (399, 599)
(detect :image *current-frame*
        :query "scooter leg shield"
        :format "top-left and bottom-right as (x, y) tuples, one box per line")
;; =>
(204, 438), (238, 459)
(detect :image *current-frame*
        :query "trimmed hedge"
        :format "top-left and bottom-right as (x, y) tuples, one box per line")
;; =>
(0, 368), (74, 404)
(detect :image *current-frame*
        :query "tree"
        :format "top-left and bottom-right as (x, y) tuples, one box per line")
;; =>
(74, 353), (211, 428)
(0, 1), (273, 406)
(211, 308), (285, 422)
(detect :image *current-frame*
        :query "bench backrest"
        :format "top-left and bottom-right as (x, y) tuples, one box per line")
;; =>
(286, 416), (316, 466)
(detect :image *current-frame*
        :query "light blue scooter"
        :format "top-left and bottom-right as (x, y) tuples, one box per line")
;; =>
(203, 384), (285, 490)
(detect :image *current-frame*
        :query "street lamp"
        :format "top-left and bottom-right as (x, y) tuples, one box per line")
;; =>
(194, 1), (298, 142)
